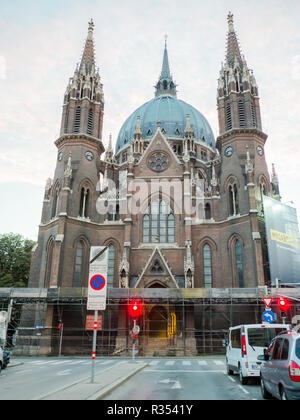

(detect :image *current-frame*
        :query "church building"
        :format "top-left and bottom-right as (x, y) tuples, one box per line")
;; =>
(28, 14), (281, 355)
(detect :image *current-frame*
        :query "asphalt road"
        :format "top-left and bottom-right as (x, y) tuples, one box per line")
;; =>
(103, 357), (263, 400)
(0, 356), (263, 400)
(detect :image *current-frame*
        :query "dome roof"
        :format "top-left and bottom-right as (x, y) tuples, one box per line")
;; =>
(115, 94), (216, 154)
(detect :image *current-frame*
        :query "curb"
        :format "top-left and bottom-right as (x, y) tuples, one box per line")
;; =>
(90, 362), (148, 400)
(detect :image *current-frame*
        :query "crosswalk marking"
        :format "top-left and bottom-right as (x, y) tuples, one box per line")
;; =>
(25, 358), (226, 369)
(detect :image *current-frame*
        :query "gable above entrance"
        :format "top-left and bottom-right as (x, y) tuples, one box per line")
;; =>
(135, 246), (178, 288)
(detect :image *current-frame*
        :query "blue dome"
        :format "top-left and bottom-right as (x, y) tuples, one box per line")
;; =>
(115, 95), (215, 154)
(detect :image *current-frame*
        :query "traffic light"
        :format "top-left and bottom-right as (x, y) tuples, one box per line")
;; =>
(128, 301), (142, 318)
(278, 297), (291, 313)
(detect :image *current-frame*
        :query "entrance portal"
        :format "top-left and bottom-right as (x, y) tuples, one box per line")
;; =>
(148, 305), (168, 338)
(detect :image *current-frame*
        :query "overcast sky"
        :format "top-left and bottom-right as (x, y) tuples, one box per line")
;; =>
(0, 0), (300, 240)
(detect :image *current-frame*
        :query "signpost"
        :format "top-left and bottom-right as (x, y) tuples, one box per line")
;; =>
(87, 246), (108, 384)
(262, 297), (275, 323)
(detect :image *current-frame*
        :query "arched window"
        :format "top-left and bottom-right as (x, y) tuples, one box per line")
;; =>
(44, 238), (54, 288)
(235, 240), (244, 287)
(79, 187), (90, 218)
(143, 199), (175, 243)
(74, 106), (81, 133)
(73, 240), (84, 287)
(226, 102), (232, 130)
(87, 108), (93, 135)
(229, 183), (239, 216)
(51, 184), (60, 219)
(203, 244), (212, 288)
(107, 245), (116, 287)
(205, 203), (211, 220)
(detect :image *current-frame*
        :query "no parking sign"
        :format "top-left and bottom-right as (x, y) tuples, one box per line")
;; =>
(87, 247), (108, 311)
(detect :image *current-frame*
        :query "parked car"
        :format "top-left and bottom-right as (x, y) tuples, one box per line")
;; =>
(0, 345), (3, 375)
(259, 330), (300, 400)
(224, 324), (290, 384)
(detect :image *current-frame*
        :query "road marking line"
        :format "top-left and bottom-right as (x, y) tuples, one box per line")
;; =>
(145, 369), (225, 373)
(198, 361), (208, 366)
(182, 361), (191, 366)
(238, 385), (249, 394)
(214, 361), (225, 365)
(52, 360), (71, 365)
(57, 369), (72, 376)
(165, 361), (175, 366)
(149, 361), (159, 366)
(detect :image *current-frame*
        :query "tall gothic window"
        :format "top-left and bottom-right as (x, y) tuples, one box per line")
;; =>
(238, 100), (246, 127)
(87, 108), (94, 135)
(107, 245), (116, 287)
(74, 106), (81, 133)
(73, 240), (84, 287)
(79, 187), (90, 218)
(44, 238), (54, 288)
(205, 203), (211, 220)
(203, 244), (213, 288)
(251, 103), (257, 127)
(235, 240), (244, 287)
(229, 183), (239, 216)
(143, 199), (175, 243)
(226, 102), (232, 130)
(51, 184), (60, 219)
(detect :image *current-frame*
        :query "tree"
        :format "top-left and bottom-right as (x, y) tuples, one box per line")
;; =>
(0, 233), (36, 288)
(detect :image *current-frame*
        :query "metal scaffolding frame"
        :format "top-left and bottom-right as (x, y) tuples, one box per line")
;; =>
(1, 287), (299, 357)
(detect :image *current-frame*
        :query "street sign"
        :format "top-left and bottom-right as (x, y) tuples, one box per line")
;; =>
(132, 325), (140, 335)
(85, 315), (103, 331)
(262, 297), (273, 308)
(263, 310), (276, 323)
(87, 246), (108, 311)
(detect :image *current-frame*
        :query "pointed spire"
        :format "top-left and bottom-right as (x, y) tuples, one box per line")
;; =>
(80, 19), (96, 74)
(161, 35), (171, 79)
(226, 12), (242, 66)
(155, 37), (177, 97)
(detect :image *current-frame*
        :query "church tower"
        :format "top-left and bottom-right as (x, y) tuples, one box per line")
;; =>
(29, 20), (105, 289)
(215, 13), (273, 286)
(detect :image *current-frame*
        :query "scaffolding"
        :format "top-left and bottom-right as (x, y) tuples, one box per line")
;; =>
(0, 287), (299, 357)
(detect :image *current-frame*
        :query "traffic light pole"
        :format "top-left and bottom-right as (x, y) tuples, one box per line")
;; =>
(132, 319), (136, 362)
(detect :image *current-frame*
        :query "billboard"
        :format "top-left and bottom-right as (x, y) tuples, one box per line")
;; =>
(263, 195), (300, 286)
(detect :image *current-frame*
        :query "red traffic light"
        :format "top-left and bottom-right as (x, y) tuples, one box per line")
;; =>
(128, 301), (142, 318)
(278, 297), (291, 312)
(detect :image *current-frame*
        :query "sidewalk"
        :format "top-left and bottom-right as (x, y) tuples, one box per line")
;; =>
(38, 360), (147, 400)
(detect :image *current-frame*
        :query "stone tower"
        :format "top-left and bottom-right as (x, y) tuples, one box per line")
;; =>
(29, 20), (105, 289)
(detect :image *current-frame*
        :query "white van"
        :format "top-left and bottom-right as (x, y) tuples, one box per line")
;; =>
(225, 324), (290, 384)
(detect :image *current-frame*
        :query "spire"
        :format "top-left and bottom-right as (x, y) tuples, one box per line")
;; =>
(80, 19), (96, 74)
(155, 37), (177, 97)
(161, 35), (171, 79)
(226, 12), (242, 66)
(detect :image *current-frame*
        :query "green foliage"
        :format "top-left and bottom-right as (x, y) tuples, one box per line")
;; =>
(0, 233), (36, 288)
